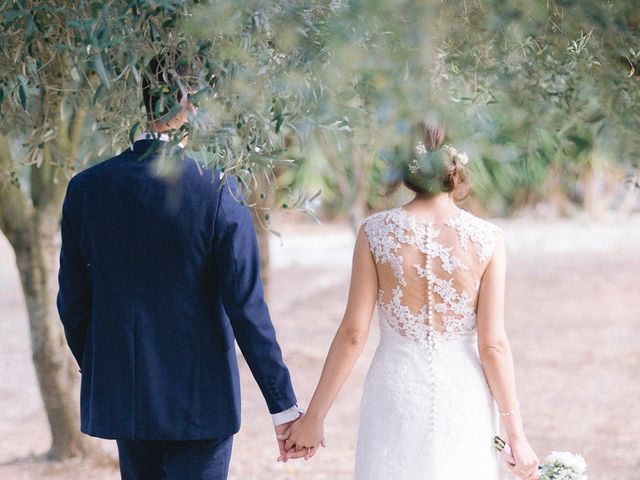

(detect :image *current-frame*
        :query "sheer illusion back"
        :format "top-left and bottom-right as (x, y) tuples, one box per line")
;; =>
(355, 206), (502, 479)
(363, 206), (500, 343)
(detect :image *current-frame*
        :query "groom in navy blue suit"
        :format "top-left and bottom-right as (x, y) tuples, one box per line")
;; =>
(56, 53), (303, 479)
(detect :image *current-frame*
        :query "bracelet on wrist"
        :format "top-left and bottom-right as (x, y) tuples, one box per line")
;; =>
(499, 401), (520, 416)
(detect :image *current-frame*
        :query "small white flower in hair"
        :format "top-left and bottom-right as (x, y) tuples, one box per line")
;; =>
(415, 141), (427, 155)
(409, 158), (420, 174)
(444, 144), (470, 166)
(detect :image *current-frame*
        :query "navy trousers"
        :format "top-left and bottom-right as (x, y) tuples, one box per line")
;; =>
(116, 437), (233, 480)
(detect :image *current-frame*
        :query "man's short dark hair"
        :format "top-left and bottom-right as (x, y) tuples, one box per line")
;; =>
(142, 50), (201, 123)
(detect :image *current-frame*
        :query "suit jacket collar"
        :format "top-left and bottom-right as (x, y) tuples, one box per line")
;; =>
(131, 132), (186, 156)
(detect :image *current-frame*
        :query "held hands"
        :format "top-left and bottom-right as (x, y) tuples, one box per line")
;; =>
(276, 414), (326, 462)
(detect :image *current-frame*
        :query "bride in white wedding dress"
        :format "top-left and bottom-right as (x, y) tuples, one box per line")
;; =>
(281, 122), (540, 480)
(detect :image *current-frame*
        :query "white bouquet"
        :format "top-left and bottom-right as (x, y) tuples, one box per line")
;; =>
(494, 436), (587, 480)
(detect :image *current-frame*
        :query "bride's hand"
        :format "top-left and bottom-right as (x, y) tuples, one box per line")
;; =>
(508, 437), (540, 480)
(281, 415), (325, 460)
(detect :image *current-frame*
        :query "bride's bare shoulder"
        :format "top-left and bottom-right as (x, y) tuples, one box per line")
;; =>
(455, 209), (503, 233)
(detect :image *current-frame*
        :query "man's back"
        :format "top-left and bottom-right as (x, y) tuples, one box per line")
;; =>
(57, 139), (296, 440)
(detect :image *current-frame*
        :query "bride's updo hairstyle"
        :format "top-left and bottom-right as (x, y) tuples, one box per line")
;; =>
(386, 121), (471, 201)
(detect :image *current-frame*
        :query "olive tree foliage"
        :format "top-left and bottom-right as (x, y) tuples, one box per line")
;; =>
(0, 0), (333, 459)
(440, 1), (640, 215)
(448, 1), (640, 215)
(280, 0), (640, 220)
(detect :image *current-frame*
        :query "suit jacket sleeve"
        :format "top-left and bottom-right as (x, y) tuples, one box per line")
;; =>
(56, 180), (92, 370)
(213, 175), (297, 414)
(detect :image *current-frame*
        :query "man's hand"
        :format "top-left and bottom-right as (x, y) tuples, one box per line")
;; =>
(280, 414), (325, 461)
(275, 416), (302, 463)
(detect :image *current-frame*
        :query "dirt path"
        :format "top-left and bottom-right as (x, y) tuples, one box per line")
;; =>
(1, 216), (638, 479)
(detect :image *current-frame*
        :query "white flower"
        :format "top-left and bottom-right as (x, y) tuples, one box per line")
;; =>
(443, 144), (470, 166)
(457, 151), (470, 165)
(411, 142), (470, 172)
(545, 451), (587, 474)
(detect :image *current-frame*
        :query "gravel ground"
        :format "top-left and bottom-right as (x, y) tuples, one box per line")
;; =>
(0, 214), (638, 479)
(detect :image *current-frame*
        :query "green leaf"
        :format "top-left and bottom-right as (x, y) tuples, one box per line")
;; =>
(567, 134), (592, 154)
(3, 7), (26, 23)
(129, 122), (140, 144)
(70, 66), (81, 82)
(92, 84), (103, 105)
(25, 15), (37, 43)
(18, 84), (27, 110)
(90, 1), (102, 16)
(274, 114), (284, 133)
(94, 53), (111, 89)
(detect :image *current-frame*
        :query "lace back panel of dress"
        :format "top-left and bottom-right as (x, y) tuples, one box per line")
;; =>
(363, 207), (500, 344)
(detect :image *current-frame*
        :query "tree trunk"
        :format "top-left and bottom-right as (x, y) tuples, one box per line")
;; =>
(581, 160), (600, 217)
(543, 162), (578, 217)
(347, 186), (368, 234)
(323, 133), (371, 235)
(0, 121), (95, 460)
(10, 214), (92, 460)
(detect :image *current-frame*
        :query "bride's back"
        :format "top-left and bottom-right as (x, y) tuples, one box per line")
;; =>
(363, 206), (501, 343)
(354, 123), (506, 480)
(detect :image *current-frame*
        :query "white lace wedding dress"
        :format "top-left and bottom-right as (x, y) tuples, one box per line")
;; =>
(355, 207), (502, 479)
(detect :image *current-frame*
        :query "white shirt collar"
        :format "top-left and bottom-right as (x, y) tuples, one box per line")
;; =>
(135, 132), (187, 148)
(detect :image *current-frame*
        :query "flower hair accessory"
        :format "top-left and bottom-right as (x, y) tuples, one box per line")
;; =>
(443, 144), (470, 166)
(409, 142), (470, 174)
(409, 141), (428, 173)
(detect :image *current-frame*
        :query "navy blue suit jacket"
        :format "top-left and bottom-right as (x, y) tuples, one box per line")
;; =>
(57, 139), (297, 440)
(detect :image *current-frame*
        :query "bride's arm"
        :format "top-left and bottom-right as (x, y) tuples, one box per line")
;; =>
(476, 232), (539, 479)
(281, 226), (378, 459)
